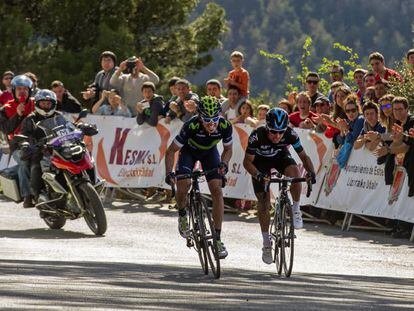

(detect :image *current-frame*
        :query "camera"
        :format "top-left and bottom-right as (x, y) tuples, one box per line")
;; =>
(126, 56), (137, 74)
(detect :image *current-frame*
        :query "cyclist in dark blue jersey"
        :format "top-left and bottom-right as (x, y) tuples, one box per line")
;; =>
(165, 96), (233, 258)
(243, 108), (316, 264)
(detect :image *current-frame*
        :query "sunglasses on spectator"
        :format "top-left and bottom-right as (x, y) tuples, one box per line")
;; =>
(201, 116), (220, 124)
(380, 103), (392, 110)
(306, 80), (319, 84)
(345, 108), (358, 114)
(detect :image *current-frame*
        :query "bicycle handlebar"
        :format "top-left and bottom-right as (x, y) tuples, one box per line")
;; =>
(264, 175), (312, 198)
(170, 168), (226, 198)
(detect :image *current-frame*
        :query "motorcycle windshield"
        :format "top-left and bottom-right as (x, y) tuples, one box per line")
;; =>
(37, 115), (80, 146)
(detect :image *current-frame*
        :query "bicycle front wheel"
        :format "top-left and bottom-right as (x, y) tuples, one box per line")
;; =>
(270, 201), (283, 275)
(189, 203), (208, 275)
(198, 197), (221, 279)
(281, 200), (294, 277)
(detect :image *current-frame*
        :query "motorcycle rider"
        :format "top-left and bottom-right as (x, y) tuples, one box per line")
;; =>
(21, 89), (98, 214)
(0, 75), (35, 207)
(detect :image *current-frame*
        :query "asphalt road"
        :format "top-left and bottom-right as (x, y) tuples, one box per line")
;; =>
(0, 195), (413, 310)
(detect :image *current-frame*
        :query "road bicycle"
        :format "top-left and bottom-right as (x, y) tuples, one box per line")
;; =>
(266, 173), (312, 277)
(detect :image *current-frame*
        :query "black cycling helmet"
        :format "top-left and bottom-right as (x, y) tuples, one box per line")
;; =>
(198, 95), (221, 118)
(34, 89), (57, 117)
(11, 75), (33, 102)
(266, 108), (288, 132)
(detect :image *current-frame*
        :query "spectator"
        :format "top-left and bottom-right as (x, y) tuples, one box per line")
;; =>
(0, 71), (14, 106)
(374, 79), (389, 102)
(365, 86), (377, 103)
(336, 94), (364, 168)
(378, 94), (395, 132)
(354, 101), (386, 150)
(110, 56), (159, 116)
(256, 104), (270, 126)
(328, 81), (345, 105)
(166, 79), (199, 123)
(92, 89), (131, 117)
(24, 72), (40, 96)
(353, 68), (367, 104)
(305, 72), (324, 109)
(224, 51), (250, 103)
(136, 82), (164, 126)
(363, 71), (376, 88)
(369, 51), (402, 82)
(162, 76), (180, 117)
(328, 65), (349, 103)
(288, 92), (317, 129)
(82, 51), (117, 105)
(277, 98), (294, 114)
(231, 100), (257, 127)
(373, 94), (396, 186)
(0, 75), (35, 207)
(222, 85), (242, 120)
(206, 79), (226, 102)
(287, 91), (297, 110)
(51, 80), (82, 113)
(312, 96), (331, 133)
(387, 97), (414, 197)
(322, 86), (351, 147)
(406, 48), (414, 71)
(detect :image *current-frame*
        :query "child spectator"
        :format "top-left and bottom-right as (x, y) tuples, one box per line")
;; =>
(231, 100), (257, 127)
(288, 92), (317, 129)
(354, 101), (386, 151)
(277, 98), (294, 114)
(92, 89), (131, 117)
(224, 51), (250, 103)
(256, 104), (270, 126)
(136, 82), (164, 126)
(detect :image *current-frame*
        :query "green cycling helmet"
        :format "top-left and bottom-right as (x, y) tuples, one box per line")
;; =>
(198, 95), (221, 118)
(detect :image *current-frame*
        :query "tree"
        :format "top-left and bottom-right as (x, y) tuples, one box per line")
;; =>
(0, 0), (227, 98)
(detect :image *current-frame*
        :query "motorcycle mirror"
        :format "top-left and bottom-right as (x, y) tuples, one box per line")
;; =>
(75, 109), (88, 123)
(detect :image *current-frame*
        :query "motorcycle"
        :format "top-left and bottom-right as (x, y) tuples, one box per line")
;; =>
(13, 110), (107, 236)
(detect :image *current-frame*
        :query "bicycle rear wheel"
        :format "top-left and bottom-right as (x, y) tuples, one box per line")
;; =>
(198, 197), (221, 279)
(189, 202), (208, 275)
(281, 201), (294, 277)
(270, 201), (283, 275)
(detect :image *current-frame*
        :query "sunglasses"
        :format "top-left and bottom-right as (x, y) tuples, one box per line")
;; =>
(201, 116), (220, 124)
(267, 127), (286, 135)
(306, 80), (319, 85)
(380, 103), (392, 110)
(345, 108), (358, 114)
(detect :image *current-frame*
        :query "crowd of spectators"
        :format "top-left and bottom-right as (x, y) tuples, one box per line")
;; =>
(1, 47), (414, 238)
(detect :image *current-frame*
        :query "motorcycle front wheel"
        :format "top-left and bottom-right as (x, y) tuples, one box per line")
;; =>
(77, 182), (107, 236)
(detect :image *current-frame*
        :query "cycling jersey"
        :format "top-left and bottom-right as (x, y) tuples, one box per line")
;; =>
(174, 115), (233, 153)
(247, 126), (303, 193)
(174, 115), (232, 181)
(246, 126), (303, 158)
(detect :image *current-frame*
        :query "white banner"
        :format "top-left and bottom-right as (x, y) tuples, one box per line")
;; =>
(317, 148), (414, 223)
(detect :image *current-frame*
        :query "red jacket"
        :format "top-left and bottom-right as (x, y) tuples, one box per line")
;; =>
(1, 98), (35, 140)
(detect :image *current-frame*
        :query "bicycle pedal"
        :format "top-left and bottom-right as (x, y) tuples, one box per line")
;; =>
(186, 238), (193, 248)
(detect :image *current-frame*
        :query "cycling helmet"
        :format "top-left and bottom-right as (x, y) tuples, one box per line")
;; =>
(198, 95), (221, 118)
(11, 75), (33, 101)
(34, 89), (57, 117)
(266, 108), (288, 132)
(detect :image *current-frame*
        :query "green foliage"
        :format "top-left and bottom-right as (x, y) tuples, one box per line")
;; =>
(0, 0), (227, 100)
(260, 36), (360, 95)
(388, 62), (414, 112)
